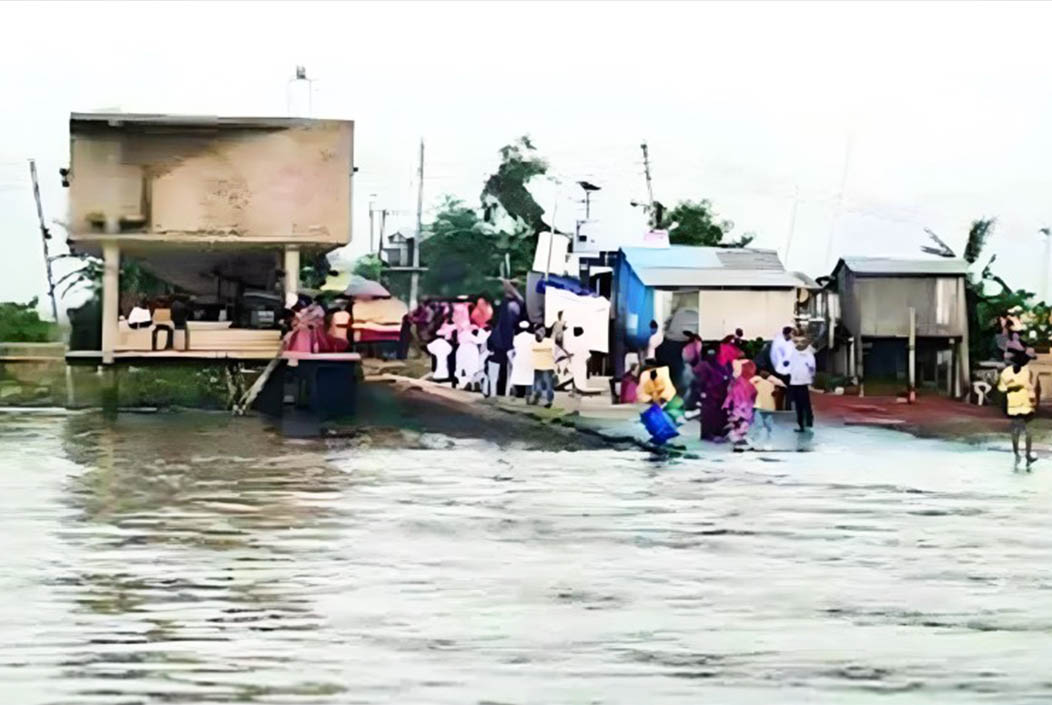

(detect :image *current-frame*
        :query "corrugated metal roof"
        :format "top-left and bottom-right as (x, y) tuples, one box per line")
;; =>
(621, 245), (785, 270)
(839, 257), (970, 276)
(621, 245), (800, 288)
(790, 271), (823, 289)
(621, 245), (725, 270)
(715, 249), (783, 270)
(636, 267), (808, 289)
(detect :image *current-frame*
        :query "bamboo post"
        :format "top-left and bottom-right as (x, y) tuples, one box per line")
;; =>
(908, 307), (916, 403)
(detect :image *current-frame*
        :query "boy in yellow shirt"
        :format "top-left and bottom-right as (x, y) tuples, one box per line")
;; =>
(529, 327), (556, 407)
(750, 368), (786, 450)
(998, 348), (1041, 469)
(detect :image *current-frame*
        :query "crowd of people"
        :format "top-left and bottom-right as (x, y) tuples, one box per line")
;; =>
(412, 284), (595, 407)
(622, 321), (817, 450)
(386, 278), (832, 449)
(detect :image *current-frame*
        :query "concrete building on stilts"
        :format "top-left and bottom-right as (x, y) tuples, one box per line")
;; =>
(63, 112), (359, 419)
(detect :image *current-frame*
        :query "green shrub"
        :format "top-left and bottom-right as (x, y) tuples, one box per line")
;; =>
(0, 299), (56, 342)
(119, 366), (230, 409)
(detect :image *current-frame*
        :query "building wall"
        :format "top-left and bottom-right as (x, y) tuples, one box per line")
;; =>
(696, 289), (797, 341)
(839, 269), (861, 337)
(851, 276), (965, 337)
(68, 120), (353, 245)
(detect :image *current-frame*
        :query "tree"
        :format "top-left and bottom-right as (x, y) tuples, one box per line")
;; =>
(659, 199), (754, 247)
(407, 137), (552, 300)
(351, 254), (384, 281)
(0, 299), (57, 342)
(417, 197), (525, 300)
(480, 136), (550, 235)
(56, 255), (173, 308)
(959, 217), (1038, 361)
(300, 253), (335, 290)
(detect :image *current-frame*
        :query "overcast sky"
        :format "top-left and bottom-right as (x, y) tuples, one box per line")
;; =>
(3, 0), (1052, 312)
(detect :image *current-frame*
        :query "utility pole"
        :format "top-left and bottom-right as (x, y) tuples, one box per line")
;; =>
(640, 141), (655, 226)
(29, 159), (59, 321)
(783, 184), (800, 267)
(378, 209), (388, 256)
(410, 139), (424, 309)
(368, 195), (376, 254)
(824, 130), (854, 271)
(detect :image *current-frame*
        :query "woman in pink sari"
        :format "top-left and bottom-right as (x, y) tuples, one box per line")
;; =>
(286, 303), (326, 353)
(723, 360), (758, 451)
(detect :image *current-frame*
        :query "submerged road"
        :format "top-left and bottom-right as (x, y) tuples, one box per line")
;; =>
(1, 394), (1051, 704)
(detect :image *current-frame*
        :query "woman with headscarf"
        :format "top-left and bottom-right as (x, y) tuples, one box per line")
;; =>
(470, 296), (493, 329)
(723, 360), (758, 451)
(452, 297), (472, 335)
(286, 299), (326, 353)
(620, 353), (641, 404)
(693, 347), (731, 441)
(717, 334), (743, 367)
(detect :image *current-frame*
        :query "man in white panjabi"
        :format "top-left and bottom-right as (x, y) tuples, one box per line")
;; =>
(509, 321), (536, 398)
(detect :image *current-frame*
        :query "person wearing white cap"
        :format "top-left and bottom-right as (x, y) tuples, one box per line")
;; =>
(509, 320), (535, 399)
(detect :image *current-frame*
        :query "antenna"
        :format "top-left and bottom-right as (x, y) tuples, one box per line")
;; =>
(286, 66), (313, 117)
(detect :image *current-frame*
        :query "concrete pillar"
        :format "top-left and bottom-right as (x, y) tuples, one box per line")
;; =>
(284, 245), (300, 299)
(101, 241), (120, 365)
(956, 277), (970, 399)
(854, 334), (864, 397)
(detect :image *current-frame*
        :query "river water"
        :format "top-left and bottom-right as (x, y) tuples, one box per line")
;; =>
(2, 402), (1052, 704)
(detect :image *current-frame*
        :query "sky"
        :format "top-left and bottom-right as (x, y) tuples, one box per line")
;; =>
(2, 0), (1052, 313)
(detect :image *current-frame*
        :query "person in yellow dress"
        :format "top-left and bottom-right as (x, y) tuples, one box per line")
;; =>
(998, 348), (1041, 469)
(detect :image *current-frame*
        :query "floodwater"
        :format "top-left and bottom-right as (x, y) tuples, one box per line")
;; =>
(2, 398), (1052, 704)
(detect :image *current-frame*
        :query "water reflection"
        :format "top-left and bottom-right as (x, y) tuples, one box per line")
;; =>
(52, 413), (346, 703)
(1, 410), (1052, 703)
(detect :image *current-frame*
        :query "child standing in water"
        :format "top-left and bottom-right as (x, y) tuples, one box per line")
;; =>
(723, 360), (758, 451)
(750, 367), (785, 450)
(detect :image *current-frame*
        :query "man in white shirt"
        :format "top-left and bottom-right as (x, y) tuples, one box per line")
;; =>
(127, 301), (152, 330)
(788, 337), (816, 433)
(770, 326), (795, 381)
(645, 320), (663, 362)
(769, 325), (796, 411)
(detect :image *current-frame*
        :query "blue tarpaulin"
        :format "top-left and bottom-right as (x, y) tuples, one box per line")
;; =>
(615, 255), (653, 352)
(534, 274), (594, 297)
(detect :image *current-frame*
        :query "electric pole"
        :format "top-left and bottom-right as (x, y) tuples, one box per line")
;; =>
(368, 196), (376, 254)
(824, 130), (853, 271)
(410, 139), (424, 309)
(29, 159), (59, 321)
(641, 141), (655, 220)
(378, 209), (388, 256)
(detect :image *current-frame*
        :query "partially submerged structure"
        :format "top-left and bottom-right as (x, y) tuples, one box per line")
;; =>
(64, 112), (354, 363)
(827, 257), (970, 396)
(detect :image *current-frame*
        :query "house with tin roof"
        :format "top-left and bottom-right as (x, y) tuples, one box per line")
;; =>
(612, 245), (816, 374)
(827, 256), (971, 396)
